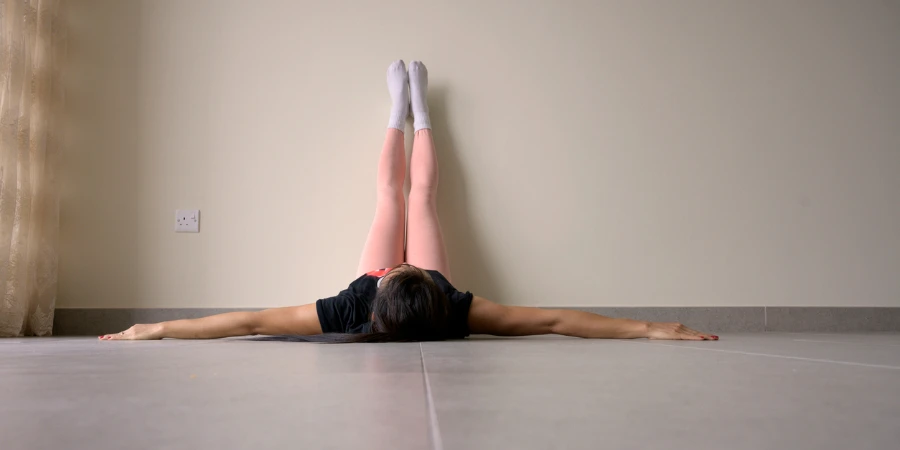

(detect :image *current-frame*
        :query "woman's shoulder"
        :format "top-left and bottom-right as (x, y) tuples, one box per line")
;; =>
(425, 270), (474, 339)
(426, 269), (451, 283)
(425, 270), (451, 289)
(348, 272), (379, 296)
(426, 270), (473, 300)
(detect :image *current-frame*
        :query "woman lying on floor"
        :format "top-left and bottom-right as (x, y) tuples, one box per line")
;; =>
(101, 61), (718, 343)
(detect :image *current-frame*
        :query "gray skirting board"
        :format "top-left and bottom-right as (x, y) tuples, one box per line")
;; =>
(51, 307), (900, 336)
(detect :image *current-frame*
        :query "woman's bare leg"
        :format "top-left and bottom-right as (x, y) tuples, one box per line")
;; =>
(405, 62), (452, 279)
(356, 61), (409, 276)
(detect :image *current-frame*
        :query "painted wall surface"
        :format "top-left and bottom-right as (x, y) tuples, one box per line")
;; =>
(61, 0), (900, 308)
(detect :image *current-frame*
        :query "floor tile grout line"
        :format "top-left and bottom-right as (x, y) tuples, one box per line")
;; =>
(792, 338), (900, 347)
(621, 340), (900, 370)
(419, 342), (444, 450)
(774, 331), (900, 337)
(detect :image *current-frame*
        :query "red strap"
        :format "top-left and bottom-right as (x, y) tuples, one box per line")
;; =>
(366, 268), (391, 277)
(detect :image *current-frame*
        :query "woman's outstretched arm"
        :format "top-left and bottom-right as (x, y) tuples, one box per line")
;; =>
(99, 304), (323, 340)
(467, 297), (718, 340)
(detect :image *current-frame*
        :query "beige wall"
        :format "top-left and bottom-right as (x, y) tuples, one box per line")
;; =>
(60, 0), (900, 308)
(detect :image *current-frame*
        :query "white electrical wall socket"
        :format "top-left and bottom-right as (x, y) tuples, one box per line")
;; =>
(175, 209), (200, 233)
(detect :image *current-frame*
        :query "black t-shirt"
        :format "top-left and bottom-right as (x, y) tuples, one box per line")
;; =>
(316, 270), (473, 339)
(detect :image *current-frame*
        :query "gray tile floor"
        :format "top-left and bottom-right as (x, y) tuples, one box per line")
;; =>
(2, 334), (899, 450)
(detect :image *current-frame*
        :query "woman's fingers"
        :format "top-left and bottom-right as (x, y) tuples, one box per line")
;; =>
(673, 327), (716, 341)
(647, 322), (720, 341)
(692, 332), (720, 340)
(680, 326), (719, 340)
(98, 331), (128, 340)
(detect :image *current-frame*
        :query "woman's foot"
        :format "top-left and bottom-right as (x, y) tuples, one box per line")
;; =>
(386, 60), (409, 130)
(408, 61), (431, 131)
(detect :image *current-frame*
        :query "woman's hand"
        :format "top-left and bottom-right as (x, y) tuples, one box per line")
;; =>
(99, 323), (164, 341)
(646, 322), (719, 341)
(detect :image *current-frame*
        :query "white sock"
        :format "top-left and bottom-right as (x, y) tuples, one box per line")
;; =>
(386, 60), (409, 130)
(408, 61), (431, 131)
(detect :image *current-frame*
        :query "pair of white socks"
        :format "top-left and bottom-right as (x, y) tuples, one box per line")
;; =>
(386, 60), (431, 132)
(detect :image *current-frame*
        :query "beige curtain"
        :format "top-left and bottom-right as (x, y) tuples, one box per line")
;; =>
(0, 0), (64, 336)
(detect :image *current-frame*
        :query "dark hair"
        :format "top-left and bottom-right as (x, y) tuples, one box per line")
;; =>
(261, 264), (450, 343)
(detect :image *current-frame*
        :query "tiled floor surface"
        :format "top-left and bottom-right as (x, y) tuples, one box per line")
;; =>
(2, 334), (898, 450)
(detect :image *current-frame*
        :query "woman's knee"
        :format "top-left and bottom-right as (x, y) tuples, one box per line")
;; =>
(408, 188), (437, 208)
(410, 177), (438, 198)
(377, 187), (405, 206)
(377, 172), (405, 191)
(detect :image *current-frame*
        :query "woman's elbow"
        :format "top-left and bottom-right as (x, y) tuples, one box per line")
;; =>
(244, 311), (266, 336)
(519, 308), (561, 336)
(545, 310), (566, 335)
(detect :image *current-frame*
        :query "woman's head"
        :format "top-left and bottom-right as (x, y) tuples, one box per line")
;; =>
(274, 263), (451, 343)
(369, 263), (449, 341)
